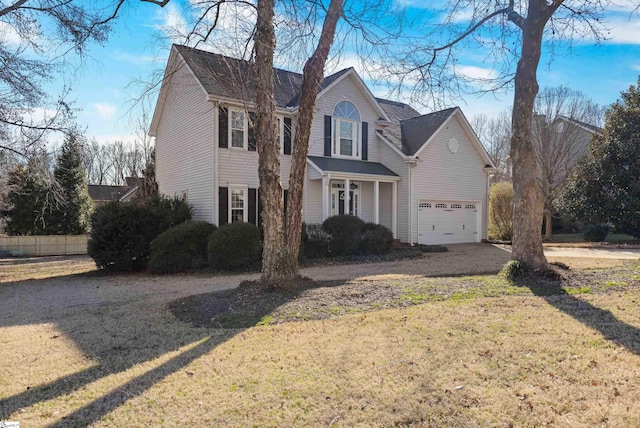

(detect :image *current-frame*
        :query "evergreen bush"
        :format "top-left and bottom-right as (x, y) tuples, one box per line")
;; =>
(322, 215), (365, 256)
(149, 221), (217, 274)
(88, 196), (192, 271)
(582, 224), (610, 242)
(301, 223), (330, 259)
(360, 223), (394, 255)
(207, 222), (262, 271)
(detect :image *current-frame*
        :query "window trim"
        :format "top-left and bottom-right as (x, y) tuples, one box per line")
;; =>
(228, 185), (248, 223)
(331, 101), (361, 159)
(277, 115), (285, 154)
(229, 108), (248, 150)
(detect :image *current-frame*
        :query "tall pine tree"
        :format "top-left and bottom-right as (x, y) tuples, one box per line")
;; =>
(51, 132), (92, 234)
(6, 157), (56, 235)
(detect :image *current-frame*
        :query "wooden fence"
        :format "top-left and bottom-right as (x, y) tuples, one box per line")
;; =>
(0, 235), (89, 256)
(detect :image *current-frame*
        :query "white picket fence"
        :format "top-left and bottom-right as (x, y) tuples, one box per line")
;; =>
(0, 235), (89, 256)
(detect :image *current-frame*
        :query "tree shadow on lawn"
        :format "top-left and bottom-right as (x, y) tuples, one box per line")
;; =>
(0, 271), (241, 425)
(516, 274), (640, 356)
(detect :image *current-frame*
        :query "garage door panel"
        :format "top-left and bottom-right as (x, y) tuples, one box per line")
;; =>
(418, 200), (478, 245)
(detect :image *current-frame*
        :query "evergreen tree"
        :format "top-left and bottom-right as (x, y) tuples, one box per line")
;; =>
(137, 149), (158, 200)
(561, 77), (640, 238)
(51, 133), (93, 234)
(6, 157), (57, 235)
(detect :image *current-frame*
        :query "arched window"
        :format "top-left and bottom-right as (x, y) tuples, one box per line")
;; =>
(332, 101), (360, 157)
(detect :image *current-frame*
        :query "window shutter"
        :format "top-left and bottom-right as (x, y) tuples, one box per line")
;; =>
(283, 189), (289, 217)
(324, 115), (332, 157)
(362, 122), (368, 161)
(283, 117), (292, 155)
(257, 189), (263, 228)
(219, 107), (228, 148)
(218, 187), (228, 226)
(248, 188), (257, 225)
(248, 112), (256, 151)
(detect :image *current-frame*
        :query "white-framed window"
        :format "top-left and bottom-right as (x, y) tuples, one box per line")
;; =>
(229, 187), (247, 223)
(230, 109), (247, 149)
(276, 116), (284, 153)
(332, 101), (360, 158)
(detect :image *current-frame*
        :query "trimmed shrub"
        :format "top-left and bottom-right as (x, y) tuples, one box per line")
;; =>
(488, 181), (514, 241)
(500, 260), (529, 282)
(208, 222), (262, 271)
(360, 223), (394, 255)
(301, 223), (330, 259)
(149, 221), (218, 274)
(88, 196), (192, 271)
(322, 215), (365, 256)
(582, 224), (610, 242)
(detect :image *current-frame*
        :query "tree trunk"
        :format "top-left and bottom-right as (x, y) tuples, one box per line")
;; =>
(544, 210), (553, 241)
(509, 0), (550, 271)
(254, 0), (286, 283)
(283, 0), (343, 276)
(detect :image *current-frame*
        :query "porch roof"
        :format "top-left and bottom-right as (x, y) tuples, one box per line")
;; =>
(307, 156), (399, 178)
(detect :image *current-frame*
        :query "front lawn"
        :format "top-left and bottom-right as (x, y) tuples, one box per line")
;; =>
(1, 257), (639, 427)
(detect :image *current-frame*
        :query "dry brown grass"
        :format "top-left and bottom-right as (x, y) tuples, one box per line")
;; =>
(1, 255), (640, 427)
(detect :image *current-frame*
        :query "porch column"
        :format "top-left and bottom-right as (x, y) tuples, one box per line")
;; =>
(392, 181), (397, 238)
(344, 178), (351, 215)
(322, 175), (329, 221)
(374, 180), (380, 224)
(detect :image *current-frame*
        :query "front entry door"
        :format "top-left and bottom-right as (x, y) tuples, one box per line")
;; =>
(330, 182), (360, 216)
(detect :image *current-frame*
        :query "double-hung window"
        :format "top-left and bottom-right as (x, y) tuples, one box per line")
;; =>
(230, 109), (246, 149)
(229, 187), (247, 223)
(332, 101), (360, 158)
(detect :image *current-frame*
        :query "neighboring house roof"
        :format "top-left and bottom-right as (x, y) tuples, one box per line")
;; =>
(88, 185), (130, 202)
(308, 156), (399, 178)
(88, 177), (142, 203)
(556, 115), (603, 135)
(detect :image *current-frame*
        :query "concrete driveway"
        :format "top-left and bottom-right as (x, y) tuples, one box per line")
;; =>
(542, 246), (640, 259)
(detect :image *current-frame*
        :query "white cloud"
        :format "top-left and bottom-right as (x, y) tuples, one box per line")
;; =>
(602, 16), (640, 44)
(91, 134), (138, 145)
(0, 21), (22, 46)
(90, 103), (117, 120)
(632, 64), (640, 71)
(454, 65), (498, 81)
(154, 2), (190, 43)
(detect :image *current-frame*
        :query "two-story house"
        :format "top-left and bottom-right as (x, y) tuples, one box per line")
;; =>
(150, 45), (495, 245)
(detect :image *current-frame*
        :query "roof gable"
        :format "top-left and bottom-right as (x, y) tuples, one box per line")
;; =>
(401, 107), (457, 156)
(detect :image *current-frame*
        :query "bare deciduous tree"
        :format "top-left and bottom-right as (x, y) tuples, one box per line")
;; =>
(472, 111), (512, 183)
(0, 0), (126, 158)
(532, 86), (603, 240)
(390, 0), (614, 271)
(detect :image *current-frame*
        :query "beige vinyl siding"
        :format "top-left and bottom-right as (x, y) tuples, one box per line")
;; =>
(304, 177), (323, 224)
(359, 181), (374, 222)
(410, 115), (489, 242)
(379, 182), (393, 231)
(156, 60), (215, 223)
(218, 137), (292, 189)
(378, 139), (409, 242)
(310, 74), (381, 161)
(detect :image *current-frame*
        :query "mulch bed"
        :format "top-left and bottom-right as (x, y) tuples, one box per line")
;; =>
(169, 261), (640, 329)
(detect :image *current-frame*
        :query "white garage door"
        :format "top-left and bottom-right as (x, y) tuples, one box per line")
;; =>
(417, 200), (479, 245)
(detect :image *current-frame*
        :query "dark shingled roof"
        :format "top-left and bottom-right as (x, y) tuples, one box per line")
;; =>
(400, 107), (457, 156)
(308, 156), (399, 177)
(376, 98), (421, 121)
(88, 185), (130, 202)
(175, 45), (351, 108)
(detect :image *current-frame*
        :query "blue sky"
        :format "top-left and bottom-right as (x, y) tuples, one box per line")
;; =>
(41, 0), (640, 144)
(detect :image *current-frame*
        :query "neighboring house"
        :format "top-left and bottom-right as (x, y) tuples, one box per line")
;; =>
(150, 45), (496, 245)
(88, 177), (141, 208)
